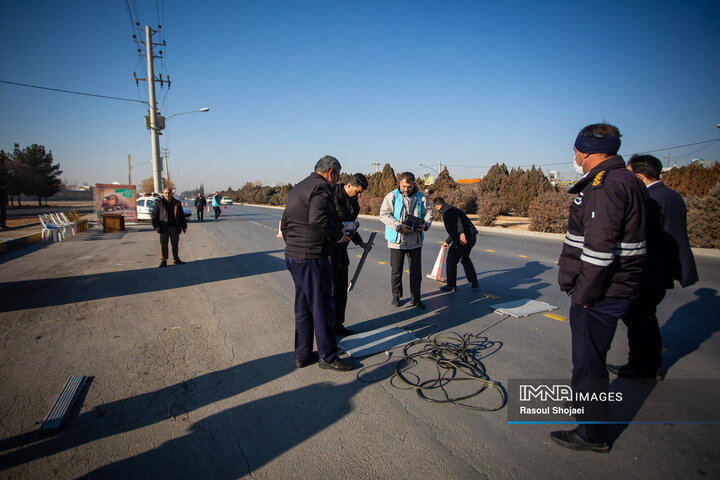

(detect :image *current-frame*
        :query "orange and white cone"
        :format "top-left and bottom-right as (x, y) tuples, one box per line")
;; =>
(426, 244), (448, 282)
(276, 220), (283, 238)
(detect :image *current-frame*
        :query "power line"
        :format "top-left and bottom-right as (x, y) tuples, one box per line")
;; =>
(443, 138), (720, 171)
(0, 79), (148, 105)
(631, 138), (720, 155)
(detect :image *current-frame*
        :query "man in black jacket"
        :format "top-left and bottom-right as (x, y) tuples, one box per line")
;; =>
(281, 155), (353, 371)
(194, 192), (206, 221)
(151, 188), (188, 268)
(433, 197), (479, 291)
(331, 173), (370, 336)
(552, 123), (648, 452)
(607, 154), (698, 379)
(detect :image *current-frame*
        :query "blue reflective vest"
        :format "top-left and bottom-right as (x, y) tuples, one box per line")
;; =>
(385, 189), (424, 243)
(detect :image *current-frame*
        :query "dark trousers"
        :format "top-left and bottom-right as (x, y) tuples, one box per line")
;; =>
(622, 289), (665, 373)
(196, 208), (204, 221)
(285, 256), (338, 363)
(0, 205), (6, 227)
(570, 297), (631, 443)
(332, 263), (349, 326)
(213, 206), (221, 219)
(445, 237), (477, 287)
(390, 247), (422, 300)
(159, 226), (180, 261)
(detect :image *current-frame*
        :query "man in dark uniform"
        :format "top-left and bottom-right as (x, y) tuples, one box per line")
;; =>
(552, 123), (648, 452)
(194, 192), (206, 221)
(607, 154), (698, 379)
(281, 155), (353, 371)
(151, 188), (188, 268)
(432, 197), (479, 291)
(331, 173), (370, 336)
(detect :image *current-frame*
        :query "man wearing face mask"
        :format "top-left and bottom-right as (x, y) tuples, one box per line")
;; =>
(553, 123), (648, 452)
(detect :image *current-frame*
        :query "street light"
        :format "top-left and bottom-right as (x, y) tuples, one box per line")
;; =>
(145, 107), (210, 193)
(164, 107), (210, 121)
(128, 159), (152, 185)
(418, 162), (439, 174)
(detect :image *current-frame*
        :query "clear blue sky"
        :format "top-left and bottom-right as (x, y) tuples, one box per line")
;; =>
(1, 0), (719, 193)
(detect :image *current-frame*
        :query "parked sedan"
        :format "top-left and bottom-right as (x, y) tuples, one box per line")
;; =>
(221, 196), (233, 205)
(136, 196), (192, 221)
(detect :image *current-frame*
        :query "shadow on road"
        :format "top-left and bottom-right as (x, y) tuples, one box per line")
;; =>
(659, 288), (720, 375)
(0, 249), (286, 312)
(0, 352), (295, 473)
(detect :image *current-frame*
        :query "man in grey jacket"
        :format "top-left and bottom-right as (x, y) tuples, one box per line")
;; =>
(379, 172), (433, 309)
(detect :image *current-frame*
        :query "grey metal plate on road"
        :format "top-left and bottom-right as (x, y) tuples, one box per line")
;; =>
(490, 299), (558, 317)
(338, 325), (417, 358)
(347, 231), (377, 292)
(40, 375), (89, 433)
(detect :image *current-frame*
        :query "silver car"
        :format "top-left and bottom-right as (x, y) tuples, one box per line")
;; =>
(136, 197), (191, 221)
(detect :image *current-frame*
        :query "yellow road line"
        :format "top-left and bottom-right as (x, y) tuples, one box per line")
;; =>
(518, 254), (528, 258)
(486, 249), (495, 252)
(379, 261), (387, 265)
(545, 313), (567, 321)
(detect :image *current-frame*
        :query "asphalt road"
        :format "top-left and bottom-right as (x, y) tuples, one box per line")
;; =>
(0, 203), (718, 479)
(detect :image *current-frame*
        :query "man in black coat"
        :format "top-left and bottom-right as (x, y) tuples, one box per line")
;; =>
(194, 192), (206, 221)
(331, 173), (370, 336)
(433, 197), (479, 291)
(608, 154), (698, 379)
(151, 188), (188, 268)
(281, 155), (353, 371)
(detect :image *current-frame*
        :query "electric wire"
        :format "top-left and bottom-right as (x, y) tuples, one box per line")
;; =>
(357, 326), (507, 411)
(0, 80), (148, 105)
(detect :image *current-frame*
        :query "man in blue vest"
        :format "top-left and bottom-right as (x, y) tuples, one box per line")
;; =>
(380, 172), (433, 309)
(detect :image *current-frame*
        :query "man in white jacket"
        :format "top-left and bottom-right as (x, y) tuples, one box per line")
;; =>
(379, 172), (433, 309)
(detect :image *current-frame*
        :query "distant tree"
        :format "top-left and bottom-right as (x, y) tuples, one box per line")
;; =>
(499, 166), (553, 215)
(662, 162), (720, 196)
(427, 167), (457, 194)
(140, 177), (175, 194)
(10, 144), (63, 206)
(479, 163), (509, 194)
(366, 163), (397, 197)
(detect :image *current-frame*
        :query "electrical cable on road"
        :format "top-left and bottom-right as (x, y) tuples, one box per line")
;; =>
(357, 325), (508, 411)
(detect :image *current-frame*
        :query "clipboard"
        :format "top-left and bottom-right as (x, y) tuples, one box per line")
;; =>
(347, 231), (377, 292)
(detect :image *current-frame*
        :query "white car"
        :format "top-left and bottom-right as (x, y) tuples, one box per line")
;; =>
(136, 197), (192, 221)
(220, 196), (233, 205)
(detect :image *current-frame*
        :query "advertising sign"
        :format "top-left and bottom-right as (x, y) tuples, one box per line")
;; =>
(95, 184), (137, 222)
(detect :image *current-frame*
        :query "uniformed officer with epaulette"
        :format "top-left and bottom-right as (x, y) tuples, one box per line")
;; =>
(551, 123), (648, 452)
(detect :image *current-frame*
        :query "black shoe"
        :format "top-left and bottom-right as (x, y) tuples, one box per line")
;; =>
(550, 429), (609, 453)
(391, 296), (400, 307)
(471, 282), (480, 289)
(439, 285), (456, 292)
(174, 259), (186, 265)
(411, 299), (426, 310)
(335, 324), (356, 336)
(607, 364), (661, 380)
(159, 260), (167, 268)
(319, 357), (354, 371)
(295, 352), (319, 369)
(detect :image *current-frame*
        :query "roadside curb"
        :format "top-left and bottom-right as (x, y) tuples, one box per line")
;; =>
(0, 232), (43, 254)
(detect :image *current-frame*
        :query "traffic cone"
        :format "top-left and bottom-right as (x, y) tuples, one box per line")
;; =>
(276, 220), (283, 238)
(426, 244), (448, 282)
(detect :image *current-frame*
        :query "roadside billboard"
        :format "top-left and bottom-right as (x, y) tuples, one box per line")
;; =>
(95, 184), (137, 222)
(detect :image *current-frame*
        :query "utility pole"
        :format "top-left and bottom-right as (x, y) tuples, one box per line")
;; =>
(133, 25), (170, 194)
(163, 148), (170, 184)
(127, 154), (131, 185)
(145, 26), (162, 193)
(438, 162), (443, 175)
(372, 162), (381, 173)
